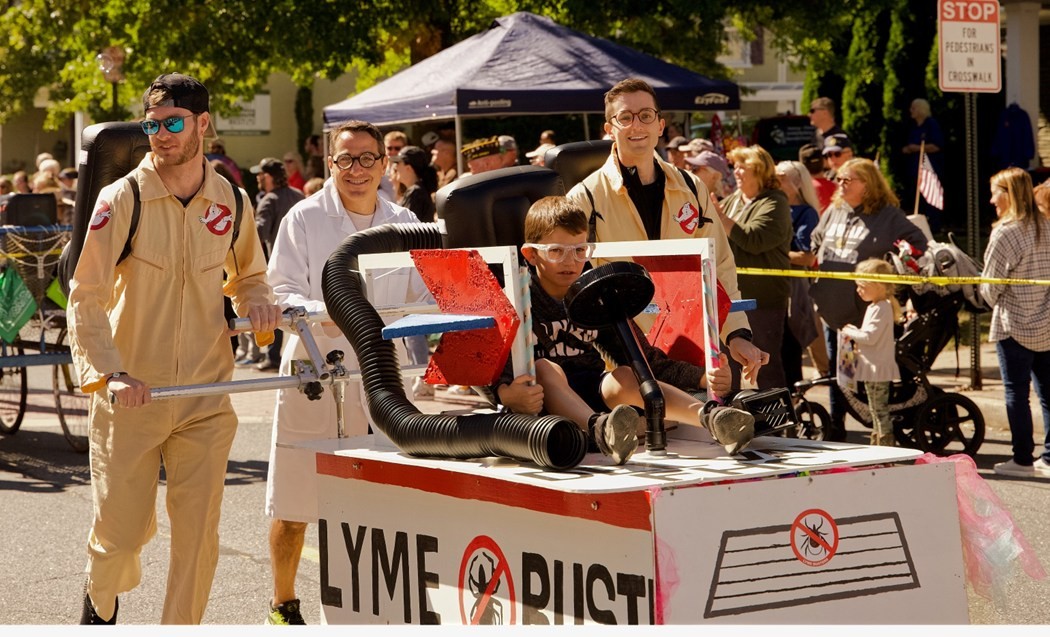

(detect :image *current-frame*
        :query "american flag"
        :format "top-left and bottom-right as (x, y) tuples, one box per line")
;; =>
(919, 153), (944, 210)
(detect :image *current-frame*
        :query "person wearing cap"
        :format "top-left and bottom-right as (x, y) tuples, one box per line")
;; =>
(798, 143), (836, 213)
(68, 72), (281, 624)
(808, 97), (847, 150)
(822, 133), (854, 179)
(564, 77), (768, 388)
(685, 150), (727, 199)
(251, 158), (306, 372)
(460, 136), (505, 176)
(526, 142), (555, 167)
(264, 119), (431, 625)
(665, 135), (690, 169)
(421, 130), (441, 150)
(498, 135), (519, 168)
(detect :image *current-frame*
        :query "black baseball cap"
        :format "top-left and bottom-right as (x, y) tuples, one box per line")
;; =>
(142, 73), (210, 114)
(390, 146), (429, 173)
(251, 157), (285, 177)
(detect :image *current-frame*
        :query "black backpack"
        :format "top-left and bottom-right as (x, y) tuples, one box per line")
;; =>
(58, 174), (243, 296)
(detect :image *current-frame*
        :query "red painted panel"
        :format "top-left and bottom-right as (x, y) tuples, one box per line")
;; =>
(317, 453), (653, 532)
(634, 255), (730, 366)
(411, 250), (520, 386)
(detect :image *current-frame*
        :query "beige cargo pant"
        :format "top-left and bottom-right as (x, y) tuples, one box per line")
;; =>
(84, 392), (237, 624)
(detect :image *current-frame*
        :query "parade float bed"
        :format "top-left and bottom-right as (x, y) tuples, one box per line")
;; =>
(302, 428), (967, 625)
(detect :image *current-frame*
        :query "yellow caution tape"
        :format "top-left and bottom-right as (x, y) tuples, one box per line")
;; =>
(735, 267), (1050, 287)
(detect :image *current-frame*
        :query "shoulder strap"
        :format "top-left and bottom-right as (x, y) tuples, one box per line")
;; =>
(116, 175), (140, 266)
(224, 175), (243, 244)
(583, 184), (603, 243)
(115, 174), (244, 267)
(677, 167), (713, 228)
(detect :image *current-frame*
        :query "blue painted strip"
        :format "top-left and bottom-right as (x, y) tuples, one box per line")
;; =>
(381, 314), (497, 339)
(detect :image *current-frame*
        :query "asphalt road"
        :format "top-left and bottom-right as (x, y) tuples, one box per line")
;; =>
(2, 343), (1050, 626)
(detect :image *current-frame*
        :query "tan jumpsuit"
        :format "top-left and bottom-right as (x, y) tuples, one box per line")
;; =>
(68, 155), (273, 624)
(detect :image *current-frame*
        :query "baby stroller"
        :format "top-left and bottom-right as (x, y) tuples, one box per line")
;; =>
(792, 278), (986, 458)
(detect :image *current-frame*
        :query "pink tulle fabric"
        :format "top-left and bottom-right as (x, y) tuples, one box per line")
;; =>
(916, 452), (1046, 602)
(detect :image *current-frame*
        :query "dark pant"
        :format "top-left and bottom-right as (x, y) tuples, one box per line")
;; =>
(823, 322), (847, 441)
(781, 315), (804, 389)
(267, 328), (284, 365)
(745, 307), (787, 391)
(995, 337), (1050, 465)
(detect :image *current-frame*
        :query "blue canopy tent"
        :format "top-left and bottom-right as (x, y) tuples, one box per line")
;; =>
(322, 11), (739, 173)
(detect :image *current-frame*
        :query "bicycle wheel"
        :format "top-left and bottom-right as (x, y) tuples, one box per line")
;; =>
(792, 397), (828, 441)
(53, 331), (90, 453)
(0, 347), (28, 434)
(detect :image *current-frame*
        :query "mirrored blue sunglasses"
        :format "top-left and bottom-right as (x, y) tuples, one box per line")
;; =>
(141, 114), (192, 136)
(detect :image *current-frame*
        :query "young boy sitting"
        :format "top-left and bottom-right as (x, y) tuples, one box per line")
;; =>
(492, 196), (755, 464)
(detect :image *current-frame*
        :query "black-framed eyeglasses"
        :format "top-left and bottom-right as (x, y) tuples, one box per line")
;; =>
(331, 152), (381, 170)
(609, 108), (659, 128)
(836, 176), (854, 186)
(141, 115), (192, 136)
(386, 145), (404, 152)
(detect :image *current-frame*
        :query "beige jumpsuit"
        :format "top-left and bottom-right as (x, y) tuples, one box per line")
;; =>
(68, 155), (273, 624)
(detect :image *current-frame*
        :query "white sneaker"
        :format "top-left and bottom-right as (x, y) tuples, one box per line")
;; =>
(1033, 458), (1050, 478)
(994, 459), (1035, 478)
(412, 377), (435, 398)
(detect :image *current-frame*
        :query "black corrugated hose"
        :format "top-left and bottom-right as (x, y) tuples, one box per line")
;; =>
(320, 222), (587, 471)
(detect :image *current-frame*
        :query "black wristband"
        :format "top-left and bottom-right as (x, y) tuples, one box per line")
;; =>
(725, 328), (753, 344)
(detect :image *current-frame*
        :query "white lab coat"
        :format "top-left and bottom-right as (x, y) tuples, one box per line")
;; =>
(264, 178), (430, 522)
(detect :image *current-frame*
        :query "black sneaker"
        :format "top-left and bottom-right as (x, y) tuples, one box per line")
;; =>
(267, 598), (306, 625)
(701, 402), (755, 455)
(590, 404), (640, 465)
(80, 583), (117, 625)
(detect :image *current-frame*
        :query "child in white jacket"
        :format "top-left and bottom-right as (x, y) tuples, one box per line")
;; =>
(840, 258), (901, 446)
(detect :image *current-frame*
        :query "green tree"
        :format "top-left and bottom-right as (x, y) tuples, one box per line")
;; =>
(840, 4), (892, 163)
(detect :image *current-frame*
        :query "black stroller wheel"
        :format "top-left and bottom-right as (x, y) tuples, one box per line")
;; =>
(792, 398), (828, 441)
(912, 393), (985, 457)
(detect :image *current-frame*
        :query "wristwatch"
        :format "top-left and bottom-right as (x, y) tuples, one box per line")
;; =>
(106, 371), (128, 382)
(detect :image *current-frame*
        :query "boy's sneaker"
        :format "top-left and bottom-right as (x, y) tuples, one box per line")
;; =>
(590, 404), (640, 465)
(267, 598), (306, 625)
(994, 459), (1035, 478)
(80, 583), (117, 625)
(700, 402), (755, 455)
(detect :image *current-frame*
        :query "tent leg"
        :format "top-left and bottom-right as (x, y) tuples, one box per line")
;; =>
(583, 113), (590, 141)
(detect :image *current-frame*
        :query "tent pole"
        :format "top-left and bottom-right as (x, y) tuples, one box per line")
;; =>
(455, 115), (465, 176)
(583, 113), (590, 141)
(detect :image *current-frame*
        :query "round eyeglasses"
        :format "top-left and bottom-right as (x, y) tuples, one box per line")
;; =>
(523, 242), (595, 264)
(331, 152), (381, 170)
(141, 115), (192, 136)
(609, 108), (659, 128)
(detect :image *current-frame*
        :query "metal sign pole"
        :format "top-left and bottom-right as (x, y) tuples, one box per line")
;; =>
(965, 92), (982, 390)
